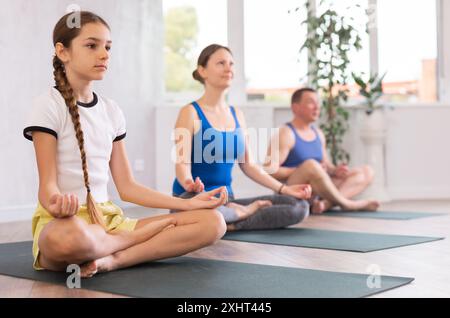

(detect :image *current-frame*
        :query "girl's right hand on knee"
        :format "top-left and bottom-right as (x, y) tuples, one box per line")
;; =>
(48, 193), (79, 218)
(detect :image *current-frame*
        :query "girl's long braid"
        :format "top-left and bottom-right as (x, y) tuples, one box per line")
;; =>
(53, 56), (106, 229)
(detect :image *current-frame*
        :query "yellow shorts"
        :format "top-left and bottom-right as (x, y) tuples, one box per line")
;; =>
(31, 201), (138, 270)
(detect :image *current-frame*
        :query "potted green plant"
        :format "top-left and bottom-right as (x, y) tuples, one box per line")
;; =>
(296, 0), (365, 165)
(352, 72), (386, 115)
(352, 71), (388, 135)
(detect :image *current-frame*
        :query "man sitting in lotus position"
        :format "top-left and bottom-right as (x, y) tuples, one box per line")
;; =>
(264, 88), (380, 214)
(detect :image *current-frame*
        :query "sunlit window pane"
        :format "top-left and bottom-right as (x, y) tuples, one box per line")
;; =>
(244, 0), (308, 104)
(163, 0), (227, 102)
(378, 0), (437, 103)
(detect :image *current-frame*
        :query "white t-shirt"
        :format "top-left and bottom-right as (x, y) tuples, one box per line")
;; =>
(24, 87), (126, 204)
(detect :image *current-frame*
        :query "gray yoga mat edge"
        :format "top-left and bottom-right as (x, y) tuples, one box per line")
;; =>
(222, 228), (444, 253)
(0, 241), (414, 298)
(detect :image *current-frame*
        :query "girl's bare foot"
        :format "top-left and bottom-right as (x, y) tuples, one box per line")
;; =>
(80, 254), (115, 278)
(226, 200), (272, 221)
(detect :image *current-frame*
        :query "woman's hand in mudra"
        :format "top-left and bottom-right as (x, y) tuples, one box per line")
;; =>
(186, 186), (228, 210)
(281, 184), (312, 200)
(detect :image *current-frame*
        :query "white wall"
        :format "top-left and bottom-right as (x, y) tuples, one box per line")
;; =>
(378, 106), (450, 199)
(0, 0), (163, 220)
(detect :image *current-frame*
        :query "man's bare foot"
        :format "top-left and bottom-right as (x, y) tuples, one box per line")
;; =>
(364, 200), (380, 211)
(311, 199), (327, 214)
(80, 254), (115, 278)
(226, 200), (272, 221)
(342, 199), (380, 212)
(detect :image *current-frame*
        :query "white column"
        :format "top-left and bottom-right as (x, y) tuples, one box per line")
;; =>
(368, 0), (379, 75)
(227, 0), (247, 105)
(437, 0), (450, 103)
(307, 0), (317, 87)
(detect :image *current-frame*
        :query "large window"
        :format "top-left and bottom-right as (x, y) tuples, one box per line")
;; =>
(163, 0), (228, 103)
(244, 0), (370, 104)
(378, 0), (437, 103)
(244, 0), (308, 104)
(164, 0), (440, 105)
(316, 0), (370, 102)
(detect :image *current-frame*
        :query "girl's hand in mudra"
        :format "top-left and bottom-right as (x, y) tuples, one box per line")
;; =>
(48, 193), (79, 218)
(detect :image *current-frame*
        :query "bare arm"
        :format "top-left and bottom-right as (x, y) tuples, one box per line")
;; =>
(32, 132), (78, 218)
(173, 105), (203, 192)
(263, 125), (296, 181)
(318, 128), (351, 178)
(235, 109), (311, 199)
(109, 139), (227, 210)
(317, 128), (336, 174)
(110, 139), (188, 210)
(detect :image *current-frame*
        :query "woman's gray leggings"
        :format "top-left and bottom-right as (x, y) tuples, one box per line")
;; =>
(172, 192), (310, 230)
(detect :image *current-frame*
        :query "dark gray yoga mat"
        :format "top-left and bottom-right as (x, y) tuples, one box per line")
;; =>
(223, 228), (444, 252)
(0, 241), (413, 298)
(321, 210), (446, 220)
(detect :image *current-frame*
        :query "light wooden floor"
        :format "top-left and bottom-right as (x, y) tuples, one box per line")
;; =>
(0, 200), (449, 298)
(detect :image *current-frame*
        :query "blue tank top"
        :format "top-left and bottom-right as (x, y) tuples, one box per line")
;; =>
(172, 101), (245, 196)
(281, 123), (323, 167)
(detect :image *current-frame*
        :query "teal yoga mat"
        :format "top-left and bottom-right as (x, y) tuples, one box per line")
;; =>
(223, 228), (443, 252)
(0, 241), (413, 298)
(321, 210), (446, 220)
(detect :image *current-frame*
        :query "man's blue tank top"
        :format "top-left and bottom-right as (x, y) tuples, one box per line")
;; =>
(281, 123), (323, 167)
(172, 102), (245, 196)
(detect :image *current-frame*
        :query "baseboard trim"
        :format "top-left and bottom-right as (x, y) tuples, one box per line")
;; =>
(0, 204), (36, 223)
(387, 187), (450, 201)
